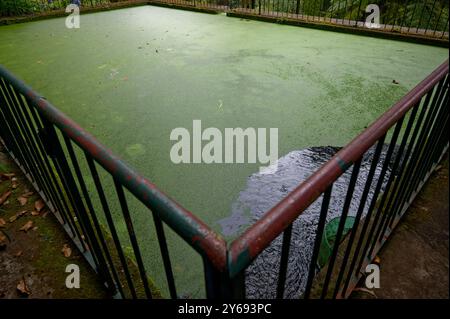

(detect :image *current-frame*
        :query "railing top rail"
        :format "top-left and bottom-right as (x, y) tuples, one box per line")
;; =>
(228, 59), (449, 277)
(0, 64), (227, 271)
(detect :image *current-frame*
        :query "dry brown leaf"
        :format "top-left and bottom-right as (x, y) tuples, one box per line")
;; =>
(16, 278), (31, 296)
(9, 211), (27, 223)
(22, 191), (34, 198)
(31, 211), (40, 216)
(62, 244), (72, 258)
(18, 196), (28, 206)
(32, 226), (38, 231)
(0, 191), (12, 206)
(0, 218), (6, 227)
(11, 177), (19, 189)
(374, 255), (381, 264)
(15, 250), (23, 257)
(20, 220), (34, 232)
(35, 199), (45, 212)
(353, 287), (378, 298)
(0, 173), (15, 180)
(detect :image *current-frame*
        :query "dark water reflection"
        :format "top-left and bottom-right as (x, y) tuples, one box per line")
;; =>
(218, 145), (399, 298)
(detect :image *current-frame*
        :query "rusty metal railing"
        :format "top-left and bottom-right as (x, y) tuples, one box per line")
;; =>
(0, 43), (448, 300)
(223, 59), (449, 298)
(0, 64), (227, 299)
(148, 0), (449, 41)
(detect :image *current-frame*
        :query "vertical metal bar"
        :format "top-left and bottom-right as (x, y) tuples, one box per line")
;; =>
(26, 101), (83, 241)
(416, 0), (431, 32)
(398, 0), (411, 32)
(152, 215), (178, 299)
(432, 5), (445, 36)
(424, 0), (438, 34)
(354, 116), (405, 280)
(204, 258), (223, 299)
(440, 16), (449, 39)
(321, 159), (362, 299)
(414, 87), (449, 185)
(390, 0), (402, 31)
(34, 104), (86, 229)
(42, 121), (103, 265)
(372, 102), (424, 239)
(276, 224), (293, 299)
(0, 80), (39, 185)
(64, 137), (123, 298)
(354, 0), (363, 27)
(407, 0), (419, 33)
(406, 76), (448, 202)
(384, 91), (437, 229)
(86, 154), (137, 299)
(7, 86), (60, 215)
(333, 135), (386, 298)
(303, 185), (333, 299)
(113, 180), (153, 299)
(367, 105), (419, 259)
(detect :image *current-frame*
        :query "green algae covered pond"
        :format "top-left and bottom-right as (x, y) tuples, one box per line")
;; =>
(0, 5), (448, 298)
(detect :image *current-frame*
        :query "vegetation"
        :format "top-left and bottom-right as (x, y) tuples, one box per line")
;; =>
(0, 0), (448, 32)
(326, 0), (449, 31)
(0, 0), (112, 17)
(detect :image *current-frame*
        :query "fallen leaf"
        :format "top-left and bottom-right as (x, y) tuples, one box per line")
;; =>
(22, 192), (34, 198)
(353, 287), (378, 298)
(9, 211), (27, 223)
(0, 191), (11, 206)
(18, 196), (28, 206)
(11, 177), (19, 189)
(0, 173), (15, 180)
(20, 220), (34, 232)
(31, 211), (40, 216)
(0, 218), (5, 227)
(16, 277), (31, 296)
(32, 226), (38, 231)
(35, 199), (45, 212)
(15, 250), (23, 257)
(374, 255), (381, 265)
(62, 244), (72, 258)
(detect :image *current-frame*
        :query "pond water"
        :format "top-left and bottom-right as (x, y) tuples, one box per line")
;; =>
(0, 5), (447, 297)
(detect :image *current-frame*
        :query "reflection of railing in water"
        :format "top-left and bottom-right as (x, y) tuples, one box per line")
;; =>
(225, 60), (449, 299)
(221, 144), (401, 298)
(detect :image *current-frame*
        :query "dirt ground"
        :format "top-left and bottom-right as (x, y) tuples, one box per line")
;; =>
(0, 144), (109, 299)
(351, 154), (449, 299)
